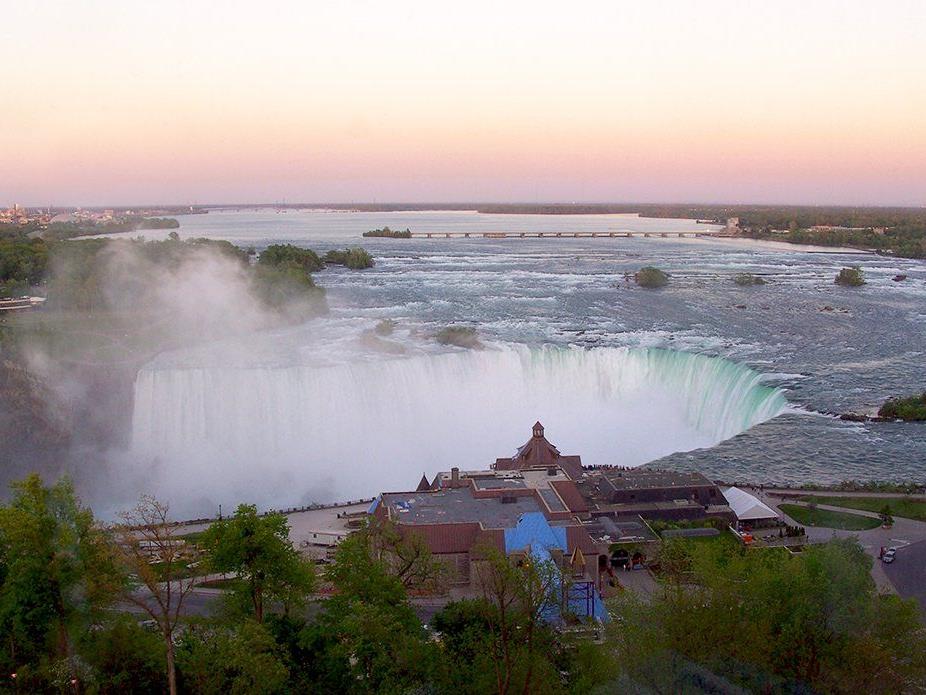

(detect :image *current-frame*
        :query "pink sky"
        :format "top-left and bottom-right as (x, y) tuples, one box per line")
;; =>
(2, 1), (924, 206)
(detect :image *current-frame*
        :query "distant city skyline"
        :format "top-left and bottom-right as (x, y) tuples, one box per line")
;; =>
(3, 1), (924, 207)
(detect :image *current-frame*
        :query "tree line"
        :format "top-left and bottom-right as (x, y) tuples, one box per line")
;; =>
(1, 473), (923, 693)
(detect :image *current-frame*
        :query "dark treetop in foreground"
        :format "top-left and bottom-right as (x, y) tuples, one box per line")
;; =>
(0, 473), (924, 693)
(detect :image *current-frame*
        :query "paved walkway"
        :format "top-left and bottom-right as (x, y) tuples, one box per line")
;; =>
(612, 568), (658, 600)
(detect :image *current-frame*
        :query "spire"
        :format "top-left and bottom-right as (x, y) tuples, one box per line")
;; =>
(533, 421), (544, 438)
(416, 473), (431, 492)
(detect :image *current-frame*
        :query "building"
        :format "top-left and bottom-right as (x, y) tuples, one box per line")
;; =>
(493, 421), (584, 480)
(370, 423), (609, 621)
(721, 486), (780, 529)
(369, 424), (733, 621)
(576, 468), (734, 523)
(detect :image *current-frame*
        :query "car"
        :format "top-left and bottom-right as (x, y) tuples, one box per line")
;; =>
(881, 553), (895, 564)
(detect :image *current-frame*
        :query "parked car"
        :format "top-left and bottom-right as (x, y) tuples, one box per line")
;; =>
(882, 549), (896, 563)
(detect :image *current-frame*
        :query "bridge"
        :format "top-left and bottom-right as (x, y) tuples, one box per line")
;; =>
(407, 230), (730, 239)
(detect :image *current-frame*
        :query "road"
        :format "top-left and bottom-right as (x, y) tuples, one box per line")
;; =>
(119, 585), (450, 625)
(882, 539), (926, 621)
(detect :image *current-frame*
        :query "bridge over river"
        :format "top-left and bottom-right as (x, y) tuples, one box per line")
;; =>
(408, 230), (733, 239)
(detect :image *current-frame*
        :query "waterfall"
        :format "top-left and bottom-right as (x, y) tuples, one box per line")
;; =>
(129, 345), (787, 511)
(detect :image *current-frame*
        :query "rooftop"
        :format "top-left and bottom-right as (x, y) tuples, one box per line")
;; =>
(593, 468), (716, 492)
(494, 422), (584, 479)
(583, 515), (659, 545)
(381, 487), (544, 528)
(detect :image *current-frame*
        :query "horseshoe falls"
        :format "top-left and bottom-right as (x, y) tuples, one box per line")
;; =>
(129, 345), (786, 511)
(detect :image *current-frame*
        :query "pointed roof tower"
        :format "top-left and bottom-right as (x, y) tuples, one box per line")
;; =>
(494, 422), (584, 479)
(416, 473), (432, 492)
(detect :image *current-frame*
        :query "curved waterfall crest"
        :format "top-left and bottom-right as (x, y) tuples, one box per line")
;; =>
(130, 344), (787, 510)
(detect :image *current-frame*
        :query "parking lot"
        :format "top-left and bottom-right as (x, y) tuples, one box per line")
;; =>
(882, 539), (926, 620)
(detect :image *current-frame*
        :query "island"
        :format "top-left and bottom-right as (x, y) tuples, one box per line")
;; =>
(879, 392), (926, 421)
(362, 226), (412, 239)
(634, 266), (669, 288)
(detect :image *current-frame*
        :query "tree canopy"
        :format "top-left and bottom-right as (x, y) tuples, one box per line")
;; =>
(201, 504), (315, 623)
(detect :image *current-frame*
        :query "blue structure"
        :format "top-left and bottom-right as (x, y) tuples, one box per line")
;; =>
(503, 512), (608, 623)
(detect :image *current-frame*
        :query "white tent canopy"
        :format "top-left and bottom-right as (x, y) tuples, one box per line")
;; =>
(722, 486), (779, 522)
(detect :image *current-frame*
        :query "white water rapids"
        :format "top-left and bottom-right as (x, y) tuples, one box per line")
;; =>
(129, 345), (787, 512)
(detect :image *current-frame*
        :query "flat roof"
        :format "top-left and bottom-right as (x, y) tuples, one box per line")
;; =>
(473, 478), (527, 490)
(597, 468), (715, 492)
(591, 500), (731, 515)
(382, 487), (543, 529)
(585, 515), (659, 544)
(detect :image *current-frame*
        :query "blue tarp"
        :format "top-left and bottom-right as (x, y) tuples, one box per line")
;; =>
(504, 511), (567, 558)
(503, 512), (608, 623)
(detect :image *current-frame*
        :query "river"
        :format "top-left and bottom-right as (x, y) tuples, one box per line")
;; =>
(122, 209), (926, 511)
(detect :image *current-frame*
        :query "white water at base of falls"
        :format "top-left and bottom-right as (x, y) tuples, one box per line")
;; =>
(129, 345), (787, 513)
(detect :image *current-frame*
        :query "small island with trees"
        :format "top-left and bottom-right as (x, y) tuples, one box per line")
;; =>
(362, 226), (412, 239)
(634, 266), (669, 288)
(435, 325), (483, 349)
(879, 392), (926, 421)
(734, 273), (766, 286)
(835, 266), (866, 287)
(324, 247), (375, 269)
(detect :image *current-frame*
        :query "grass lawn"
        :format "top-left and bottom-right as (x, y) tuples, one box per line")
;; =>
(679, 532), (740, 549)
(779, 504), (880, 531)
(798, 496), (926, 523)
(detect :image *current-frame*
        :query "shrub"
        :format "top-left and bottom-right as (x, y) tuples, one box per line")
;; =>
(434, 326), (482, 349)
(734, 273), (766, 286)
(878, 392), (926, 421)
(259, 244), (324, 272)
(834, 266), (865, 286)
(324, 248), (374, 269)
(634, 266), (669, 288)
(374, 319), (396, 336)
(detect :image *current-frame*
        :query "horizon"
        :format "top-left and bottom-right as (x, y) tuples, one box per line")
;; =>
(3, 1), (925, 207)
(10, 200), (926, 212)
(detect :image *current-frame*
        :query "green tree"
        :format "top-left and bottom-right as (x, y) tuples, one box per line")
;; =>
(322, 526), (437, 692)
(176, 620), (288, 695)
(879, 504), (894, 527)
(201, 504), (315, 623)
(610, 538), (926, 692)
(0, 475), (125, 689)
(472, 547), (565, 695)
(264, 614), (352, 694)
(114, 495), (199, 695)
(835, 265), (865, 286)
(258, 244), (324, 272)
(80, 615), (166, 694)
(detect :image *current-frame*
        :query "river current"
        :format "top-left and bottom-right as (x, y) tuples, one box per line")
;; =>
(124, 210), (926, 509)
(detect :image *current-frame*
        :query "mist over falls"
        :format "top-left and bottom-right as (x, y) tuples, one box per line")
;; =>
(128, 344), (787, 515)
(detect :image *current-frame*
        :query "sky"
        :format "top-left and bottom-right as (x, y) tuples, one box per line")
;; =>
(2, 1), (925, 207)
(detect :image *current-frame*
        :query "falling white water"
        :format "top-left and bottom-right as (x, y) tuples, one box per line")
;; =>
(129, 344), (787, 513)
